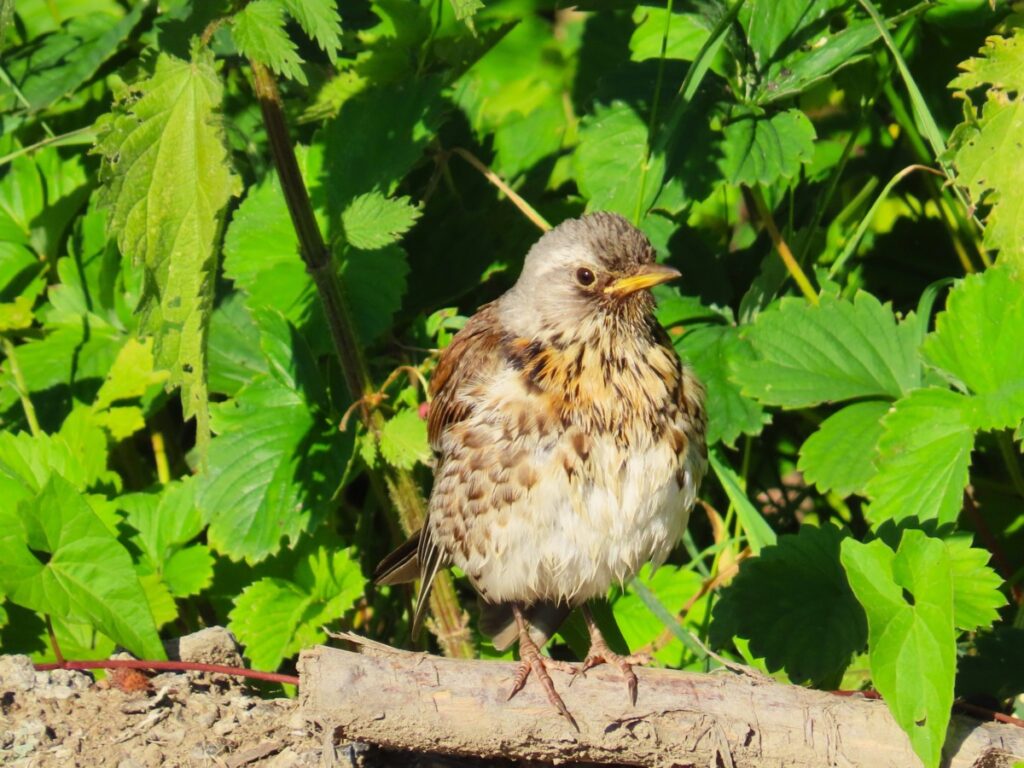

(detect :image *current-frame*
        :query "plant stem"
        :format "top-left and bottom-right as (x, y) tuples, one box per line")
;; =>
(745, 187), (819, 305)
(248, 61), (473, 660)
(34, 658), (300, 686)
(45, 615), (65, 665)
(448, 148), (551, 232)
(151, 430), (171, 485)
(2, 336), (41, 436)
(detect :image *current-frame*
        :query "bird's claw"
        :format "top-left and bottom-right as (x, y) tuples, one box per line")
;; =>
(507, 655), (578, 731)
(573, 644), (651, 706)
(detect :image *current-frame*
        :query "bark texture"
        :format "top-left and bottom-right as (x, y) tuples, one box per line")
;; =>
(298, 640), (1024, 768)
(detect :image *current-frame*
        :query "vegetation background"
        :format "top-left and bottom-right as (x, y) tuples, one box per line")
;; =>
(1, 0), (1022, 764)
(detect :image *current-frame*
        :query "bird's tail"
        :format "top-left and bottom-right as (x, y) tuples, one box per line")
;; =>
(479, 600), (572, 652)
(374, 528), (446, 641)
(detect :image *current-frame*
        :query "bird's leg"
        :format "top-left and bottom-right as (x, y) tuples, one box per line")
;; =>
(507, 604), (578, 730)
(574, 603), (652, 705)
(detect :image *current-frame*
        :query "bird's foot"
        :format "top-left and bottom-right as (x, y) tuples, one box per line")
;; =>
(507, 630), (578, 730)
(570, 636), (650, 705)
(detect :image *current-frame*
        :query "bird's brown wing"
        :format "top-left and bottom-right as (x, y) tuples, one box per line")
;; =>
(426, 302), (505, 449)
(374, 304), (510, 638)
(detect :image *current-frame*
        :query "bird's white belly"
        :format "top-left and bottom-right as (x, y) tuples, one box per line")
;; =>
(457, 433), (696, 605)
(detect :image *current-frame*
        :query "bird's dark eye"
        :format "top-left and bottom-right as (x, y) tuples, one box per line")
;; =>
(576, 267), (595, 286)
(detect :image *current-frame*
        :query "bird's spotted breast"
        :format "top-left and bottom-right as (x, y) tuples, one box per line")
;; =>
(427, 321), (706, 605)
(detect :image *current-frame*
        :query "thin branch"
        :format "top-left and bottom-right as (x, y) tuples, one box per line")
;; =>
(247, 61), (474, 660)
(745, 186), (819, 305)
(448, 147), (551, 232)
(34, 658), (299, 686)
(2, 336), (41, 436)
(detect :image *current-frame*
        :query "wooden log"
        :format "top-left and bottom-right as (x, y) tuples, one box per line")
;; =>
(298, 640), (1024, 767)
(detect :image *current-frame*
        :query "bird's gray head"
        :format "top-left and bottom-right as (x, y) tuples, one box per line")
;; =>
(498, 212), (680, 340)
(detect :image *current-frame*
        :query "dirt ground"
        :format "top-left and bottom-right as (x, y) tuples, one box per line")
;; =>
(0, 629), (528, 768)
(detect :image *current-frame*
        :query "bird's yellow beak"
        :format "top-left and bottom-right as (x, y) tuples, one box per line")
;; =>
(604, 263), (681, 297)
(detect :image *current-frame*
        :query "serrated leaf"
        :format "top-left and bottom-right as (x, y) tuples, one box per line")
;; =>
(798, 401), (889, 497)
(574, 101), (663, 218)
(841, 531), (955, 768)
(923, 267), (1024, 431)
(712, 524), (866, 688)
(341, 192), (421, 250)
(865, 388), (974, 526)
(198, 378), (346, 563)
(93, 337), (168, 412)
(735, 292), (921, 408)
(948, 31), (1024, 271)
(119, 478), (205, 574)
(283, 0), (341, 63)
(95, 50), (239, 460)
(676, 324), (767, 447)
(718, 109), (816, 186)
(946, 536), (1006, 632)
(0, 5), (149, 113)
(197, 312), (347, 563)
(224, 150), (410, 346)
(629, 8), (709, 62)
(229, 545), (365, 670)
(379, 408), (430, 469)
(0, 426), (112, 496)
(232, 0), (306, 84)
(448, 0), (483, 24)
(0, 475), (164, 660)
(163, 545), (215, 598)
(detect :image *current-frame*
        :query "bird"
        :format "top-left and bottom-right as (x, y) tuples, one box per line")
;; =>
(374, 211), (708, 727)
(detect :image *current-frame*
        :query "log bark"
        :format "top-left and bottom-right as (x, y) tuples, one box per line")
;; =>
(298, 640), (1024, 768)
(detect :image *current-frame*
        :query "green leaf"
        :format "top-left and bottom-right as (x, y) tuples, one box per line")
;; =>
(198, 312), (348, 562)
(95, 49), (239, 460)
(224, 149), (411, 346)
(923, 267), (1024, 430)
(232, 0), (306, 84)
(1, 5), (148, 113)
(0, 475), (164, 660)
(946, 535), (1006, 632)
(379, 408), (430, 470)
(798, 401), (889, 497)
(229, 545), (366, 670)
(629, 8), (709, 63)
(92, 337), (168, 412)
(712, 524), (866, 687)
(614, 564), (705, 666)
(735, 292), (921, 408)
(282, 0), (341, 63)
(448, 0), (483, 25)
(841, 531), (955, 768)
(341, 192), (421, 250)
(708, 448), (776, 554)
(677, 324), (767, 447)
(865, 388), (974, 526)
(755, 19), (882, 104)
(949, 30), (1024, 271)
(718, 110), (816, 186)
(119, 478), (212, 597)
(574, 101), (663, 218)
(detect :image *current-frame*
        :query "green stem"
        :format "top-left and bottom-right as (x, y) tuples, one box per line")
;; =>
(998, 431), (1024, 501)
(249, 61), (473, 660)
(633, 0), (675, 225)
(746, 187), (819, 305)
(827, 164), (945, 279)
(2, 336), (41, 436)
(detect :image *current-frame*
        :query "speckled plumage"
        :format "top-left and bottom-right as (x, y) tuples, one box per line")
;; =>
(376, 212), (707, 721)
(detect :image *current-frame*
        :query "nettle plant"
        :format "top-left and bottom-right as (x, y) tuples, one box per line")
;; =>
(0, 0), (1021, 764)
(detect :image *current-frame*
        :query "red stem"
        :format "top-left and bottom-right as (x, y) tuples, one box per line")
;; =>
(33, 659), (299, 686)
